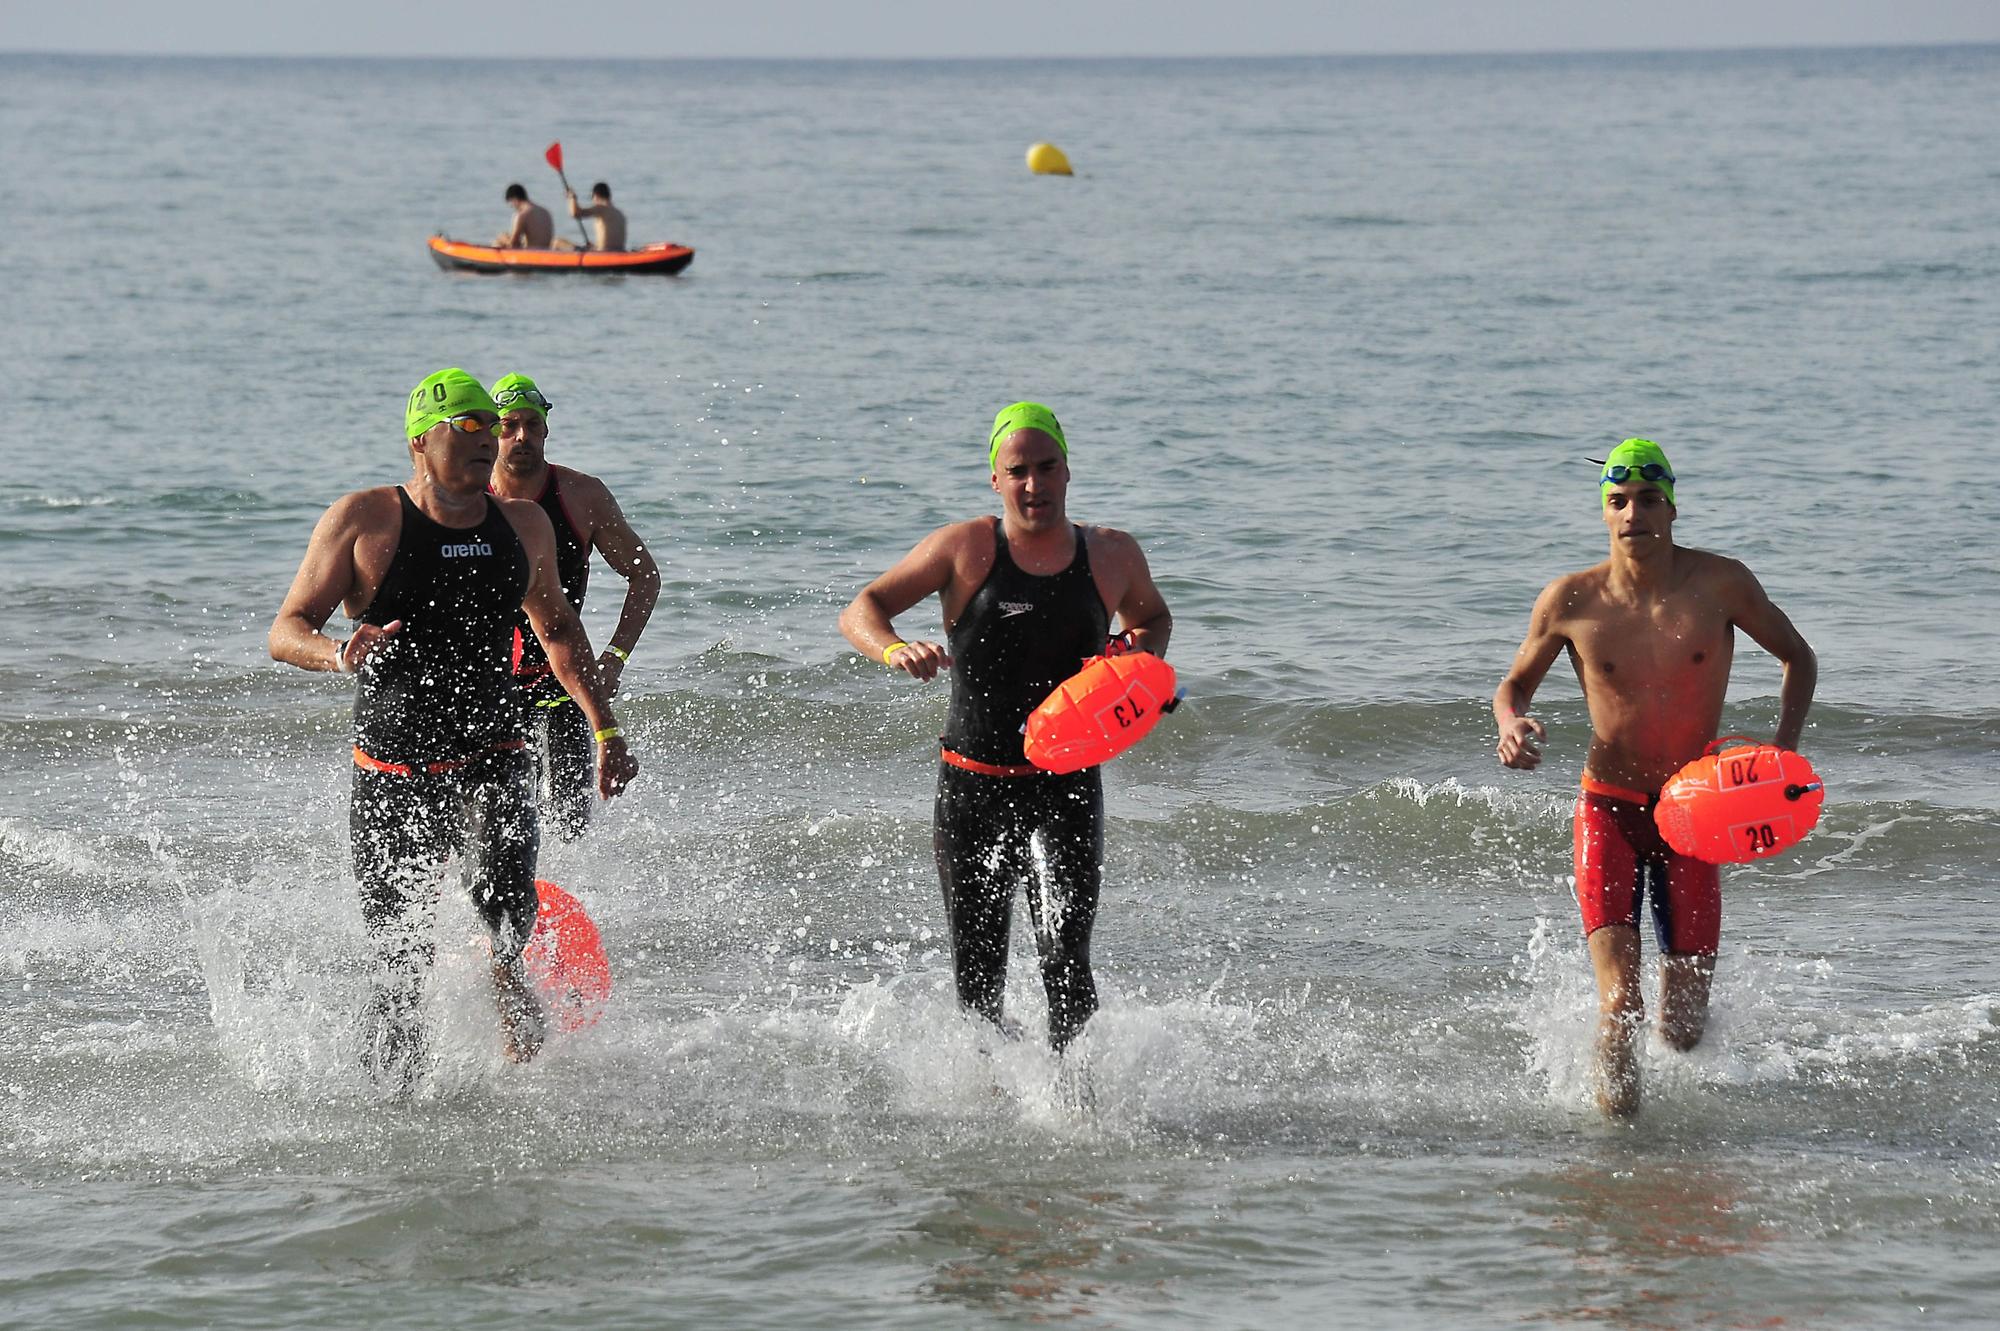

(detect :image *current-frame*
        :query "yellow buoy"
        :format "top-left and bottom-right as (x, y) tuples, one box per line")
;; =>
(1026, 142), (1073, 176)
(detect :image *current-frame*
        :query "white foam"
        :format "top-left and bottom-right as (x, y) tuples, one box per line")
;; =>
(1378, 775), (1570, 826)
(1507, 916), (1998, 1114)
(22, 494), (117, 509)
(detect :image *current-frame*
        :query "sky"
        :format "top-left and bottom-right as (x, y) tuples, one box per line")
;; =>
(4, 0), (1997, 59)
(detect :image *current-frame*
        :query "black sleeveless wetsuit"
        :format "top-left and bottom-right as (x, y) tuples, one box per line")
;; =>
(345, 488), (540, 1075)
(500, 469), (596, 841)
(353, 489), (528, 766)
(934, 520), (1110, 1052)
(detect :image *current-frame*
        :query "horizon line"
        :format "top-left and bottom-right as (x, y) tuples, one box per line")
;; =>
(4, 39), (1996, 63)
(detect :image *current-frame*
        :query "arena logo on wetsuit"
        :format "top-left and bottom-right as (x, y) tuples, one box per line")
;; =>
(440, 541), (495, 558)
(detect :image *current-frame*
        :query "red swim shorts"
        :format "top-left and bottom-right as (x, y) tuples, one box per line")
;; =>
(1572, 777), (1721, 956)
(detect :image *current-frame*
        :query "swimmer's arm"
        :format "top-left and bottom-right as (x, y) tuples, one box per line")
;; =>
(1493, 581), (1568, 769)
(839, 524), (962, 681)
(1101, 528), (1172, 657)
(511, 501), (637, 798)
(1726, 560), (1818, 751)
(578, 477), (661, 691)
(268, 493), (399, 673)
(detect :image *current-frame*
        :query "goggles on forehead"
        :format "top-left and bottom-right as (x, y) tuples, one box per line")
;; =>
(493, 386), (553, 413)
(1600, 462), (1675, 485)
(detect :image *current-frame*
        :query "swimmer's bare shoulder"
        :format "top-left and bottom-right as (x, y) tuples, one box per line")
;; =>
(1680, 546), (1755, 596)
(322, 486), (404, 562)
(860, 519), (993, 620)
(926, 517), (1002, 598)
(1530, 562), (1611, 633)
(1082, 524), (1171, 648)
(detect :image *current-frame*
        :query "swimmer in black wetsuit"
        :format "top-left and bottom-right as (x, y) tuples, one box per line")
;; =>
(486, 373), (660, 842)
(269, 368), (638, 1085)
(839, 402), (1172, 1054)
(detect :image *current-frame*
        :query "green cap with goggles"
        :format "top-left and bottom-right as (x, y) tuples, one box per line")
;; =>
(1596, 437), (1676, 508)
(988, 401), (1068, 470)
(490, 372), (553, 422)
(406, 368), (498, 440)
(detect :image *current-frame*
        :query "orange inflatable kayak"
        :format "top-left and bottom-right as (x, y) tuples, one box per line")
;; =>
(428, 234), (694, 275)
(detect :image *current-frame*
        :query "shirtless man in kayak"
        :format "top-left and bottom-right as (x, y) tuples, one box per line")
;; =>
(269, 368), (637, 1086)
(552, 182), (628, 252)
(487, 371), (659, 840)
(1492, 438), (1816, 1116)
(839, 402), (1172, 1062)
(496, 184), (554, 248)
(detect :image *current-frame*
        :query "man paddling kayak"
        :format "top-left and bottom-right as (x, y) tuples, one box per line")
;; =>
(268, 369), (637, 1086)
(552, 182), (628, 253)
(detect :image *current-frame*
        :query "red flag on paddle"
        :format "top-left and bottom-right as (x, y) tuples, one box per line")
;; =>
(545, 141), (564, 172)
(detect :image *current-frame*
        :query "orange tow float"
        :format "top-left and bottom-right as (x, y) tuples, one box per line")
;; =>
(1024, 642), (1180, 774)
(1653, 738), (1826, 865)
(521, 880), (613, 1032)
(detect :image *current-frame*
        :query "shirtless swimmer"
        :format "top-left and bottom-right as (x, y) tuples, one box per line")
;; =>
(1493, 438), (1817, 1116)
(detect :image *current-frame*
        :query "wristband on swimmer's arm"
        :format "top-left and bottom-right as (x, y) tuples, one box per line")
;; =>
(332, 636), (352, 672)
(882, 641), (910, 666)
(593, 726), (623, 743)
(606, 644), (630, 662)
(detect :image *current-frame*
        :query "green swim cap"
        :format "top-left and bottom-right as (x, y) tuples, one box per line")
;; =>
(989, 401), (1067, 470)
(490, 372), (552, 422)
(406, 368), (498, 440)
(1599, 437), (1677, 508)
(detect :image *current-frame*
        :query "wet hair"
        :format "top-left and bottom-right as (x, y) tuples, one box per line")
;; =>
(505, 183), (527, 202)
(591, 182), (611, 201)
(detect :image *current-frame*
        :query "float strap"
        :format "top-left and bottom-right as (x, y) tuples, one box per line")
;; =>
(939, 747), (1043, 778)
(353, 739), (529, 777)
(1581, 775), (1657, 807)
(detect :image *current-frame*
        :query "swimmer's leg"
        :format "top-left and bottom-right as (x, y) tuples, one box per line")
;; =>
(1586, 924), (1645, 1118)
(1658, 954), (1716, 1052)
(1655, 853), (1721, 1052)
(1023, 770), (1103, 1054)
(1573, 788), (1647, 1116)
(351, 767), (457, 1088)
(934, 764), (1019, 1033)
(464, 752), (545, 1064)
(540, 699), (595, 842)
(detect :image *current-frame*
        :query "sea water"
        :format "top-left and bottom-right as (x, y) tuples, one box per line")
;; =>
(2, 47), (1997, 1328)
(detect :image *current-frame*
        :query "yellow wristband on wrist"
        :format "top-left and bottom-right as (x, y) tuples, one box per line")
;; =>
(606, 644), (630, 662)
(882, 641), (910, 666)
(593, 726), (623, 743)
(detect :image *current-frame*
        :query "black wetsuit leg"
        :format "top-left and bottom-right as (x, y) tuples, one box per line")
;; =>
(934, 765), (1021, 1029)
(1020, 768), (1102, 1050)
(351, 765), (462, 1081)
(461, 748), (541, 959)
(934, 764), (1103, 1051)
(348, 748), (539, 1080)
(534, 698), (595, 843)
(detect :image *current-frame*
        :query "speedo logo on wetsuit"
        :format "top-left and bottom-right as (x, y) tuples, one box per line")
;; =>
(440, 541), (494, 558)
(999, 601), (1034, 617)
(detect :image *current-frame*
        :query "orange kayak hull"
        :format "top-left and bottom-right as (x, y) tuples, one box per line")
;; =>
(427, 234), (694, 275)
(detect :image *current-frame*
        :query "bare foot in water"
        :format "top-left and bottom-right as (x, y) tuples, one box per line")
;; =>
(492, 957), (547, 1064)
